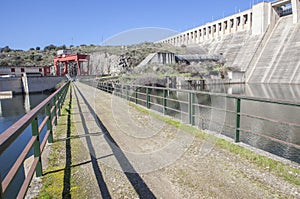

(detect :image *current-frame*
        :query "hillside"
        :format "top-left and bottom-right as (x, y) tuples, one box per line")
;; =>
(0, 43), (185, 67)
(0, 43), (225, 81)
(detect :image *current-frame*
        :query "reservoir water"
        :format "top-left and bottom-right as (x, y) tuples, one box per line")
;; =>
(194, 83), (300, 163)
(0, 93), (50, 198)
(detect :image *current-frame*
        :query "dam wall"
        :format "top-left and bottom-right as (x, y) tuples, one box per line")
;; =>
(247, 15), (300, 83)
(158, 0), (300, 84)
(0, 76), (67, 94)
(0, 77), (23, 94)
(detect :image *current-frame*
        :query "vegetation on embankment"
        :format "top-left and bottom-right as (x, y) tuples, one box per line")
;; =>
(129, 102), (300, 186)
(0, 43), (225, 81)
(0, 44), (99, 66)
(0, 43), (182, 67)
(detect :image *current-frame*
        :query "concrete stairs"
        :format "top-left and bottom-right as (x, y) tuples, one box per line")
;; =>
(136, 53), (157, 68)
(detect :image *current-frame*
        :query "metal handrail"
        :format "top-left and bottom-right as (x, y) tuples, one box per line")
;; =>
(0, 81), (70, 199)
(96, 83), (300, 150)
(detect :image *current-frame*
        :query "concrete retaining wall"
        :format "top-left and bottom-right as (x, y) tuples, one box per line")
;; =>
(0, 76), (66, 94)
(24, 76), (67, 93)
(0, 77), (23, 93)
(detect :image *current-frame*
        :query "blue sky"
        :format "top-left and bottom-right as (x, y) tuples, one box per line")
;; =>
(0, 0), (271, 50)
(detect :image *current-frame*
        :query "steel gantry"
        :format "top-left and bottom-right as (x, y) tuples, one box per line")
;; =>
(54, 51), (90, 76)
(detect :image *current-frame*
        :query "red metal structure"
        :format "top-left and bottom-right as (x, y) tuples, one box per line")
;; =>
(43, 65), (52, 76)
(53, 52), (90, 76)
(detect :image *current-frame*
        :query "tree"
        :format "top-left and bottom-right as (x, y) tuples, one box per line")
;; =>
(1, 46), (11, 53)
(56, 45), (67, 50)
(29, 48), (35, 51)
(44, 44), (56, 51)
(36, 46), (40, 51)
(12, 60), (22, 66)
(0, 60), (9, 66)
(34, 54), (42, 61)
(29, 54), (35, 60)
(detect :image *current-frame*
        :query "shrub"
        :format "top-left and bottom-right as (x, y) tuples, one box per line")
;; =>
(0, 60), (9, 66)
(56, 45), (66, 50)
(1, 46), (11, 53)
(34, 55), (42, 61)
(44, 44), (57, 51)
(30, 54), (35, 60)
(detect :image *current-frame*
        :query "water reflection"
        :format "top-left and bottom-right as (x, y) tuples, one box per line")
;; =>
(187, 83), (300, 163)
(206, 83), (300, 101)
(0, 93), (49, 119)
(0, 92), (50, 198)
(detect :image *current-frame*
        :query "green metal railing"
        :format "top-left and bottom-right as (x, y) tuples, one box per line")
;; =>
(0, 81), (70, 199)
(97, 82), (300, 151)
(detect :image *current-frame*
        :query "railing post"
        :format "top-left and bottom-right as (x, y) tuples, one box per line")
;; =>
(57, 91), (61, 116)
(235, 98), (241, 142)
(0, 174), (3, 199)
(126, 85), (129, 101)
(45, 103), (53, 143)
(31, 116), (43, 177)
(62, 84), (68, 103)
(188, 92), (195, 125)
(163, 89), (167, 115)
(146, 88), (150, 109)
(53, 96), (58, 126)
(135, 87), (138, 104)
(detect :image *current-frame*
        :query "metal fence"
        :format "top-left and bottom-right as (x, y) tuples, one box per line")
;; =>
(0, 81), (70, 199)
(97, 82), (300, 161)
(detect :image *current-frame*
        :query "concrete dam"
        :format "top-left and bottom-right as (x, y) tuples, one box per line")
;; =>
(158, 0), (300, 84)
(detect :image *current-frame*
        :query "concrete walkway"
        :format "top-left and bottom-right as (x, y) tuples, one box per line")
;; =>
(65, 82), (299, 198)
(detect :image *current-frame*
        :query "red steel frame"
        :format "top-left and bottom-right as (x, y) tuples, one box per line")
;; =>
(53, 53), (90, 76)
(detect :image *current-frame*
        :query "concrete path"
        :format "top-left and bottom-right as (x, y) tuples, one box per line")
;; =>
(68, 81), (299, 198)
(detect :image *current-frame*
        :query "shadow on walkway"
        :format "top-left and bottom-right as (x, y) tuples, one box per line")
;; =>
(43, 154), (114, 176)
(62, 85), (72, 198)
(74, 84), (156, 199)
(73, 86), (112, 199)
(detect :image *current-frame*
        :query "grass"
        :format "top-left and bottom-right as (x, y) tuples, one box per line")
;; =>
(38, 88), (89, 199)
(129, 102), (300, 186)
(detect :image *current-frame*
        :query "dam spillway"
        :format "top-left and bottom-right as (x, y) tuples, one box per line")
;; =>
(158, 0), (300, 84)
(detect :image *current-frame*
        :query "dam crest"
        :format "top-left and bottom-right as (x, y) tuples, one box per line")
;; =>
(157, 0), (300, 84)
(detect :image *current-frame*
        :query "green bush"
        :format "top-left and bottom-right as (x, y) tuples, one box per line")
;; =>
(0, 60), (9, 66)
(1, 46), (11, 53)
(44, 44), (57, 51)
(34, 54), (42, 61)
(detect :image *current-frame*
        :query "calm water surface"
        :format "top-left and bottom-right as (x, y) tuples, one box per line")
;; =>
(0, 93), (50, 198)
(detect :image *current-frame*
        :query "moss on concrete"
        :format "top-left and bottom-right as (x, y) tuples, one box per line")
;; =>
(38, 88), (90, 199)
